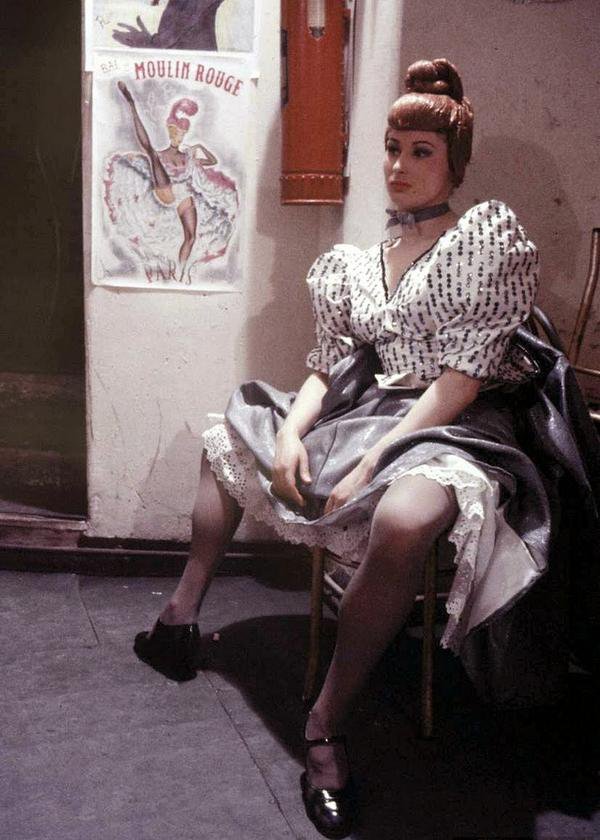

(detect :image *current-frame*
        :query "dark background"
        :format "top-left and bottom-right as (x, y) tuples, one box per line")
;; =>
(0, 0), (84, 374)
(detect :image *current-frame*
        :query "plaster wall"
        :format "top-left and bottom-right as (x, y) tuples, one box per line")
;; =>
(85, 0), (599, 541)
(85, 3), (324, 539)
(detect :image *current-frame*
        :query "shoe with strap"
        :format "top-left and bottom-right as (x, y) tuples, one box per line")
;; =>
(300, 733), (357, 839)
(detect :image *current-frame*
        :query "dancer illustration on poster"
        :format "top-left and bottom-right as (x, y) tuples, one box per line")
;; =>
(102, 82), (238, 285)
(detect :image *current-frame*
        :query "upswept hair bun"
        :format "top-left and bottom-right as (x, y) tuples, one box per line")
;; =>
(387, 58), (473, 187)
(166, 98), (198, 132)
(405, 58), (464, 101)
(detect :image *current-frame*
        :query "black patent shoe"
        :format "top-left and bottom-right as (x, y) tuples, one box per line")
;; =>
(134, 619), (201, 681)
(301, 734), (356, 839)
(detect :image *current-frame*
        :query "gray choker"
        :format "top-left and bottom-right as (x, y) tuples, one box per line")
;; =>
(386, 202), (450, 229)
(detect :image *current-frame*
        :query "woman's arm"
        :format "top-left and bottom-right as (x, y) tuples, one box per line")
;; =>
(368, 367), (481, 459)
(272, 371), (329, 508)
(324, 367), (481, 513)
(192, 144), (218, 166)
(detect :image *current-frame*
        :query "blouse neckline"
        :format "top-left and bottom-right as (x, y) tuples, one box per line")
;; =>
(379, 226), (453, 302)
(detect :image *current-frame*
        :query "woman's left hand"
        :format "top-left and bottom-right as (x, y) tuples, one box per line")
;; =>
(324, 450), (381, 515)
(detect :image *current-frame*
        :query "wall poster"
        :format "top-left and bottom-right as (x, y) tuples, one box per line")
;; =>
(90, 0), (258, 55)
(86, 0), (257, 291)
(92, 51), (250, 291)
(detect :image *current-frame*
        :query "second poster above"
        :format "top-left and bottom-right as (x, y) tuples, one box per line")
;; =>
(92, 0), (257, 53)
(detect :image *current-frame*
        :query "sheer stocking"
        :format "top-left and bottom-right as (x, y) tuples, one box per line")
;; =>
(117, 82), (172, 193)
(177, 198), (197, 267)
(306, 474), (459, 788)
(159, 452), (242, 625)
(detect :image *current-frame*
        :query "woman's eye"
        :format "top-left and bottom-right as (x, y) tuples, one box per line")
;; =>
(386, 145), (399, 155)
(414, 147), (432, 158)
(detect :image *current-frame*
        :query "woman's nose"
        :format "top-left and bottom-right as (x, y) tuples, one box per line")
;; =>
(392, 153), (407, 173)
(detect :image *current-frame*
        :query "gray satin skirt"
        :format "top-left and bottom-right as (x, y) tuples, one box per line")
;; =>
(203, 347), (560, 705)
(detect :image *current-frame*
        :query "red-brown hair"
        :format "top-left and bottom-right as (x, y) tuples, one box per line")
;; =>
(387, 59), (474, 187)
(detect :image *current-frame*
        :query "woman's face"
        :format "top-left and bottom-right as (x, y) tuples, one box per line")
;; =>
(383, 128), (452, 211)
(167, 123), (186, 147)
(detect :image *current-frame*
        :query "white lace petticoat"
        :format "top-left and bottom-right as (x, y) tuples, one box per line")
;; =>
(202, 421), (539, 653)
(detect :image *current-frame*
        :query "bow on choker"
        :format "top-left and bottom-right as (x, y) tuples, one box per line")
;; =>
(386, 202), (450, 229)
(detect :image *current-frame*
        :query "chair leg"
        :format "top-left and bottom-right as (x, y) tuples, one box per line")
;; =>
(420, 546), (437, 739)
(303, 546), (325, 705)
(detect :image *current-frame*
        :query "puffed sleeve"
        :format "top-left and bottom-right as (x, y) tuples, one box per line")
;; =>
(305, 245), (362, 374)
(435, 200), (539, 381)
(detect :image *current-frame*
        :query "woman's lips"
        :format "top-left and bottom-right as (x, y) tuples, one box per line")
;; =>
(389, 181), (411, 192)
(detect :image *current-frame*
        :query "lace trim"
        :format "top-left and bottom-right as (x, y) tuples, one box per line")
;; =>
(202, 424), (500, 652)
(396, 463), (490, 651)
(202, 423), (257, 510)
(202, 423), (375, 561)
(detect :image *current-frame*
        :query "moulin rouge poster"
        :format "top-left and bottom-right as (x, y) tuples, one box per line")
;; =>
(92, 51), (250, 291)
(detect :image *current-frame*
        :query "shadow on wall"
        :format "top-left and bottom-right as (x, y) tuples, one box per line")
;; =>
(132, 428), (201, 540)
(467, 135), (582, 342)
(243, 114), (343, 391)
(131, 421), (280, 542)
(130, 109), (337, 541)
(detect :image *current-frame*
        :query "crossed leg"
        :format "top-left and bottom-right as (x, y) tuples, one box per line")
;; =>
(306, 473), (459, 789)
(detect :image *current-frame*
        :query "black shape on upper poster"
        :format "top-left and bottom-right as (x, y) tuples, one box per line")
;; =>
(112, 0), (227, 51)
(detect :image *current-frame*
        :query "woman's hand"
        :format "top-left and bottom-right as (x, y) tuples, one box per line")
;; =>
(323, 367), (482, 514)
(272, 429), (312, 508)
(270, 370), (328, 508)
(112, 17), (153, 48)
(324, 449), (381, 515)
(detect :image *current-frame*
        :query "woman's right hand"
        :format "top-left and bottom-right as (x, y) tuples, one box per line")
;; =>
(272, 429), (312, 508)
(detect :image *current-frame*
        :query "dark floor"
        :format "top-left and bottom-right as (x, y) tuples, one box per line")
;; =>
(1, 557), (598, 840)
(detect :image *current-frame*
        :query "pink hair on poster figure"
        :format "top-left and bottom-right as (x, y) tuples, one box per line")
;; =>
(166, 98), (199, 132)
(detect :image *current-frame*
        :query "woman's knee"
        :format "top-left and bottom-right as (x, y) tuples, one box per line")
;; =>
(191, 453), (242, 540)
(368, 475), (458, 556)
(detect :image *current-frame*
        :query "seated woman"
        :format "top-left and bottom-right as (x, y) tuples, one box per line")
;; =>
(133, 58), (594, 839)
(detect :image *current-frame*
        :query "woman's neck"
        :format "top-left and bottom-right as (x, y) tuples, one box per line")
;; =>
(391, 210), (457, 244)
